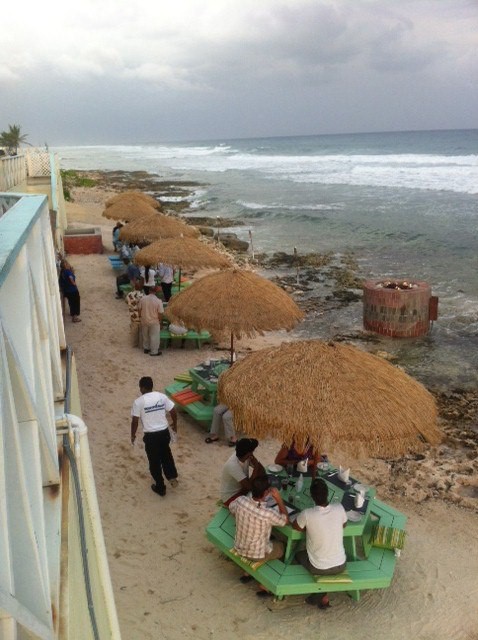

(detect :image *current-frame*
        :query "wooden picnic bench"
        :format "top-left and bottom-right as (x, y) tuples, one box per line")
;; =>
(206, 500), (406, 602)
(165, 380), (214, 426)
(160, 329), (212, 349)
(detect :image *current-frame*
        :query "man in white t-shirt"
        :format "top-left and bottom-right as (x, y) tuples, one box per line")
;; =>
(158, 263), (174, 301)
(131, 376), (178, 496)
(220, 438), (265, 506)
(293, 478), (347, 609)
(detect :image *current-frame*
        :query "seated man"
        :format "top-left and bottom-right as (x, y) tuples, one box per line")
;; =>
(220, 438), (265, 506)
(292, 478), (347, 609)
(229, 476), (288, 596)
(205, 403), (237, 446)
(115, 258), (142, 299)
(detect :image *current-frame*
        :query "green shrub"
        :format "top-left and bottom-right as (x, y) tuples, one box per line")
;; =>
(60, 170), (97, 201)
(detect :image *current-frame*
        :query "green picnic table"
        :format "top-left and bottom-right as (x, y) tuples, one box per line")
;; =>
(206, 467), (406, 601)
(165, 359), (230, 427)
(273, 471), (377, 563)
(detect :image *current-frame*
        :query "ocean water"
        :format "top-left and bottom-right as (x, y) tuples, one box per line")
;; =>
(54, 129), (478, 388)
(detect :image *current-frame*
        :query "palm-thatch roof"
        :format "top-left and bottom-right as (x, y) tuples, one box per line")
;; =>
(133, 237), (232, 269)
(102, 200), (158, 221)
(218, 339), (442, 459)
(165, 268), (304, 339)
(105, 191), (160, 210)
(119, 214), (199, 244)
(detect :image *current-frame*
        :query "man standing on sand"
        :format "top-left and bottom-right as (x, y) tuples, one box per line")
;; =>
(158, 263), (175, 301)
(131, 376), (178, 496)
(138, 286), (163, 356)
(125, 281), (145, 348)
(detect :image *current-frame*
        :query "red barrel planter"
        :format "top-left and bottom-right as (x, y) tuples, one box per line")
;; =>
(363, 279), (437, 338)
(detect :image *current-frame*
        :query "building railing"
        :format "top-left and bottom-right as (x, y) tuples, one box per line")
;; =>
(0, 149), (68, 250)
(0, 154), (27, 191)
(0, 193), (121, 639)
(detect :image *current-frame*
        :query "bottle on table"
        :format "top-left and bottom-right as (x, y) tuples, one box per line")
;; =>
(296, 473), (304, 493)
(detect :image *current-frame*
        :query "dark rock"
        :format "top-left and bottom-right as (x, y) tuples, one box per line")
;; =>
(331, 289), (362, 303)
(197, 226), (215, 237)
(220, 237), (249, 252)
(182, 215), (245, 227)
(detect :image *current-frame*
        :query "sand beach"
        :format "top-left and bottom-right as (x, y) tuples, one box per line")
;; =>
(63, 186), (478, 640)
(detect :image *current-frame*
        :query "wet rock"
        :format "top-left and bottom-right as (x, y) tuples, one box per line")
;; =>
(197, 226), (214, 237)
(183, 216), (245, 227)
(331, 289), (362, 303)
(225, 238), (249, 252)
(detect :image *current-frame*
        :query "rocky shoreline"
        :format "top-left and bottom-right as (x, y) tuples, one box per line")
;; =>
(68, 168), (477, 511)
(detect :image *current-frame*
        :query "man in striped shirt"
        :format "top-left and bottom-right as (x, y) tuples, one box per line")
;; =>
(229, 476), (289, 562)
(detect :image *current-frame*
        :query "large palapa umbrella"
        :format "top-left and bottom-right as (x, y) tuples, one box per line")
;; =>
(218, 339), (442, 458)
(119, 213), (199, 244)
(105, 191), (161, 209)
(166, 268), (304, 363)
(134, 237), (232, 268)
(102, 199), (158, 222)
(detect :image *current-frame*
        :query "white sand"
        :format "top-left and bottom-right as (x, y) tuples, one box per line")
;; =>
(64, 192), (478, 640)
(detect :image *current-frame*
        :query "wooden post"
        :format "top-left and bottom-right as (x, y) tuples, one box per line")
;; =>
(249, 229), (254, 260)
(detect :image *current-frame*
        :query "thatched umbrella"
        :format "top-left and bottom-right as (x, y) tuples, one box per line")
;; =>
(105, 191), (160, 209)
(102, 200), (158, 222)
(166, 269), (304, 363)
(119, 213), (199, 244)
(134, 237), (232, 290)
(218, 339), (442, 458)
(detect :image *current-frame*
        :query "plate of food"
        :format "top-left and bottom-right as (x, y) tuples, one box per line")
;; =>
(267, 464), (284, 474)
(353, 483), (369, 494)
(346, 510), (363, 523)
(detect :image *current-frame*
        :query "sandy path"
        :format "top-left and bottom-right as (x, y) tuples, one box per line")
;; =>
(63, 195), (478, 640)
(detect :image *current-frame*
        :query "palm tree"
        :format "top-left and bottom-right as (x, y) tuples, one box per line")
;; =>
(0, 124), (30, 156)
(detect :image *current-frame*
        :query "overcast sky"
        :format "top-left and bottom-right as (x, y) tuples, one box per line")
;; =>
(1, 0), (477, 145)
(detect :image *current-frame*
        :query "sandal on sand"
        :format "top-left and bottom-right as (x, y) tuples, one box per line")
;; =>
(239, 575), (254, 584)
(256, 590), (273, 599)
(205, 437), (219, 444)
(228, 441), (237, 447)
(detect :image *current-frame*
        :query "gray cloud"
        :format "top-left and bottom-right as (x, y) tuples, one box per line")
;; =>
(1, 0), (476, 143)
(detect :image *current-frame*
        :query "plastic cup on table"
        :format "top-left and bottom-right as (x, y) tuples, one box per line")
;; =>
(354, 493), (365, 508)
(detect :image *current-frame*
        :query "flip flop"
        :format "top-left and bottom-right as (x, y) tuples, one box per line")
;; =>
(239, 575), (253, 584)
(228, 441), (237, 447)
(205, 437), (219, 444)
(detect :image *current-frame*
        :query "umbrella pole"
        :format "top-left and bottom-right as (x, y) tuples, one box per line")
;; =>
(230, 332), (234, 365)
(178, 267), (182, 292)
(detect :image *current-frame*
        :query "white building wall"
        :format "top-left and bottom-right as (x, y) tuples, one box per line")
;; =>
(0, 193), (120, 639)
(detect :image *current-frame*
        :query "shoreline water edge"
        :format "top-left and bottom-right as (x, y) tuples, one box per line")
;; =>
(62, 161), (478, 639)
(65, 167), (477, 513)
